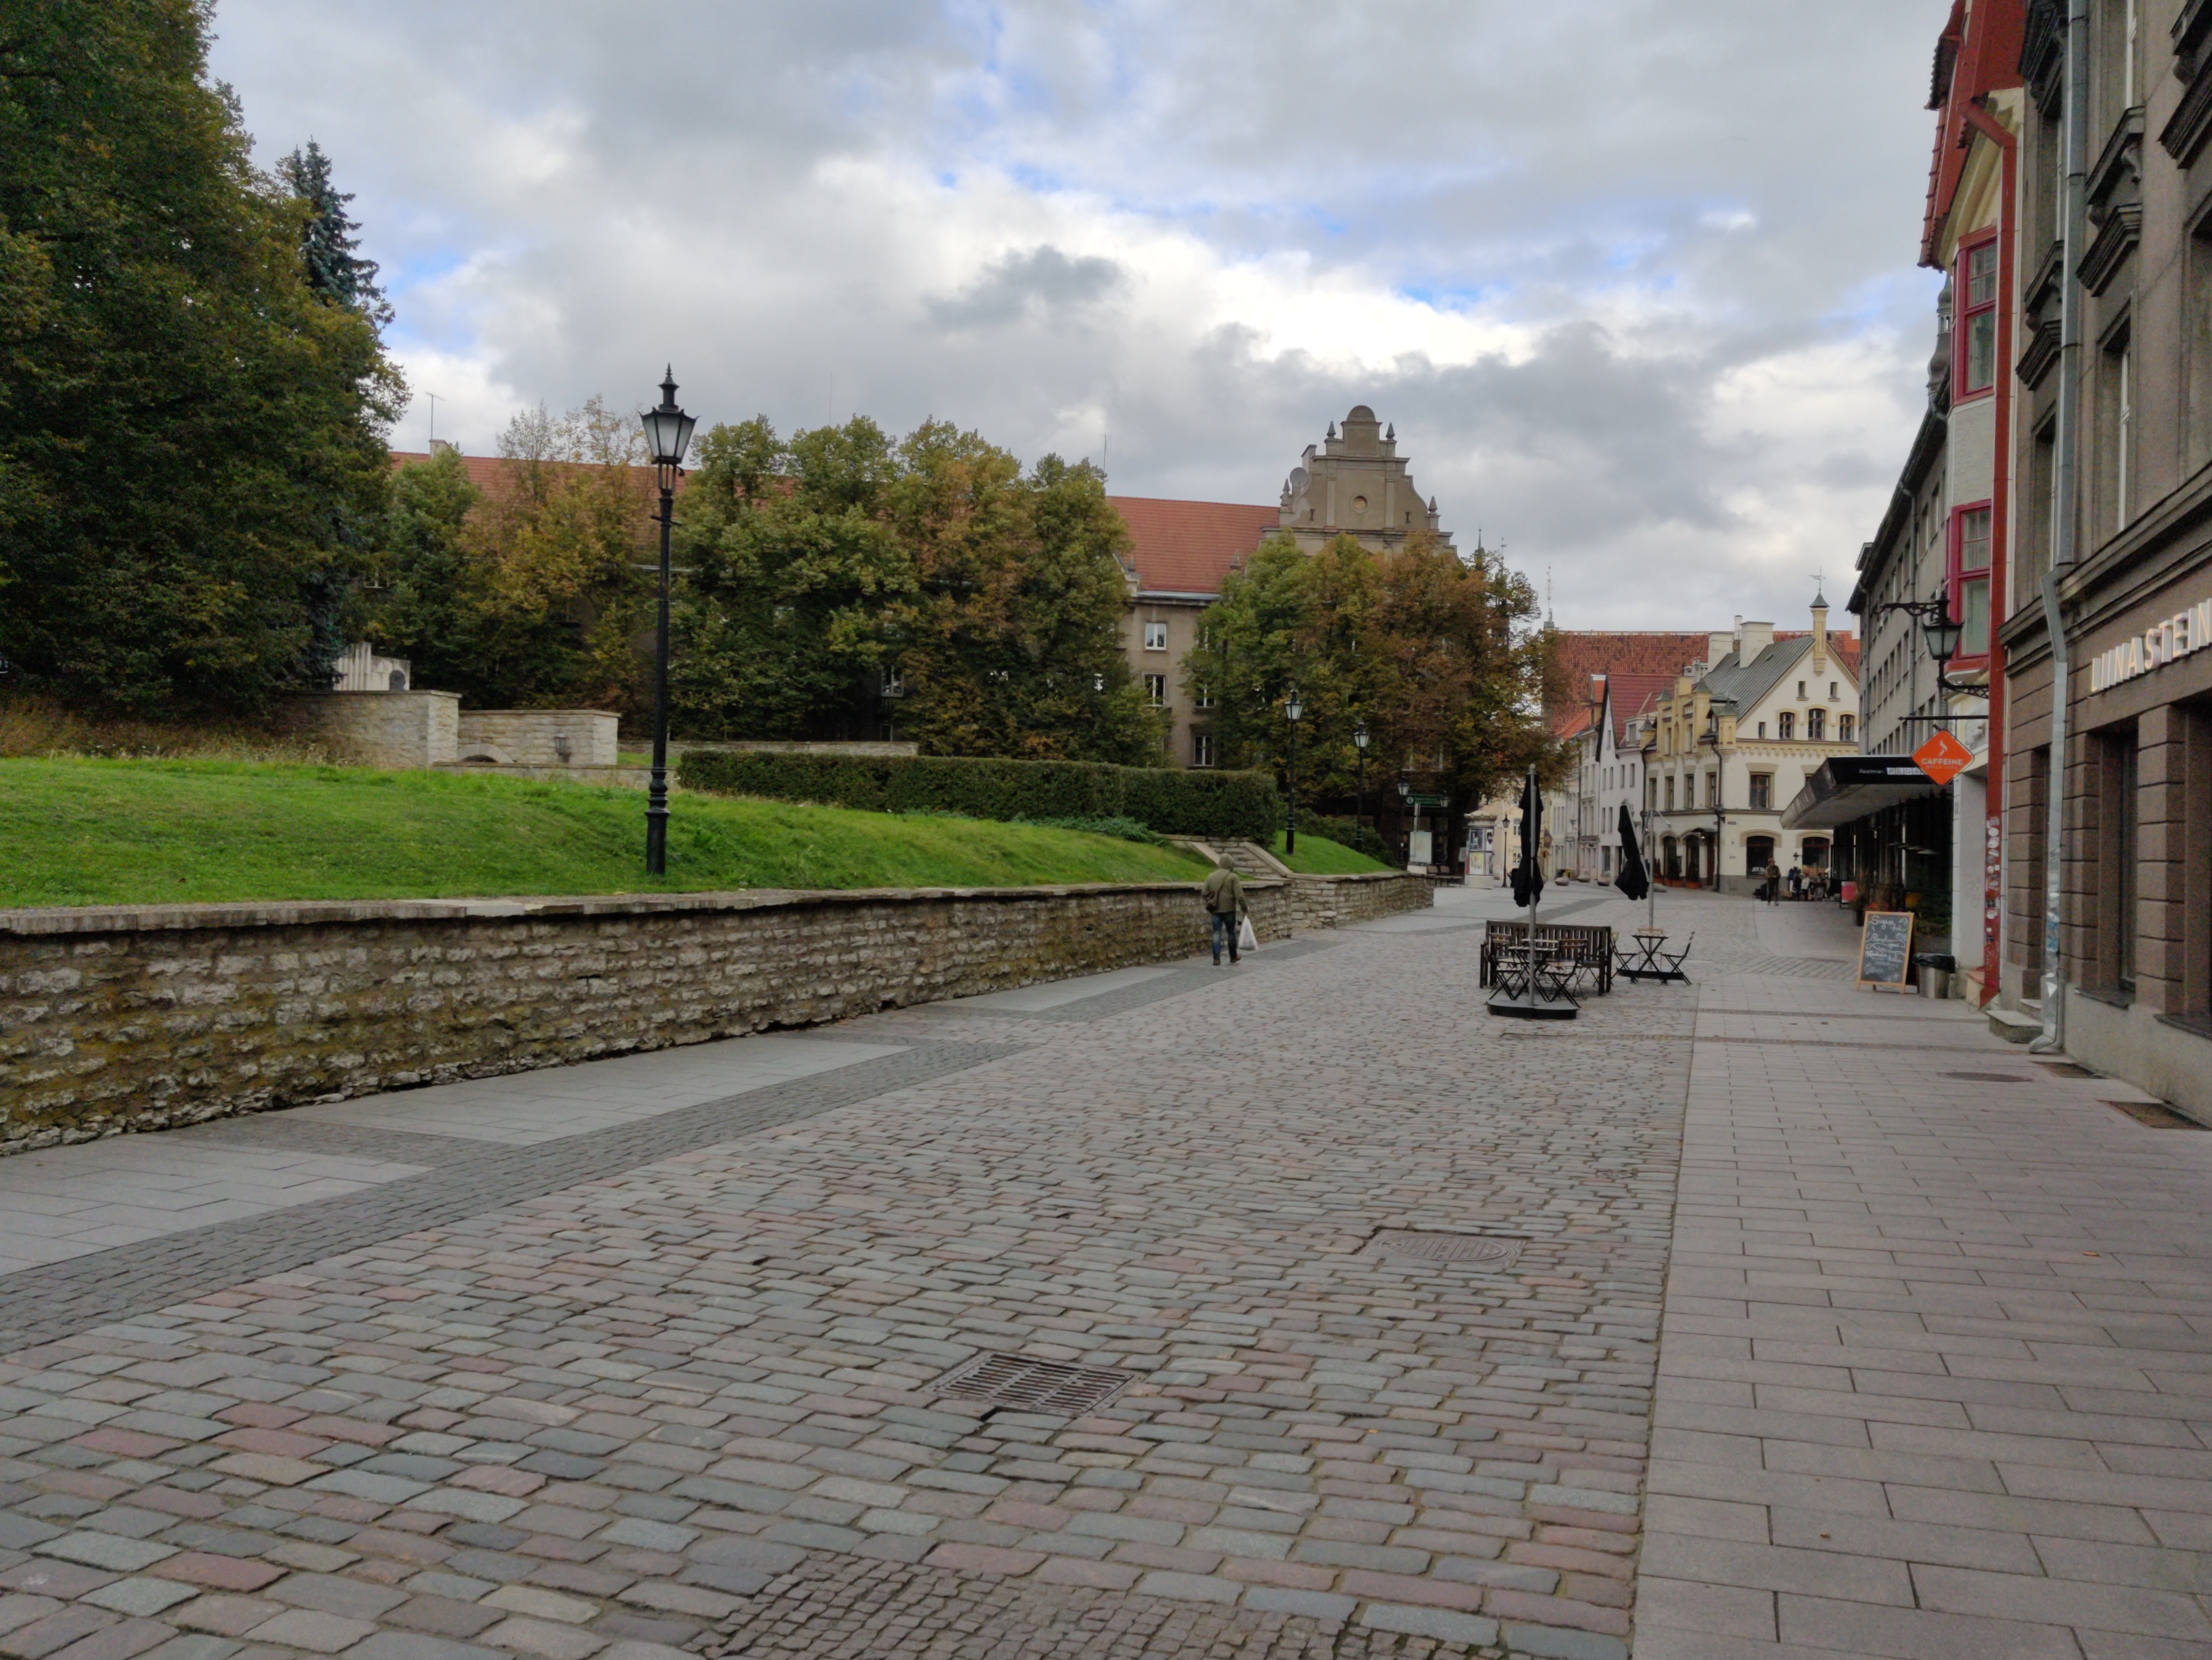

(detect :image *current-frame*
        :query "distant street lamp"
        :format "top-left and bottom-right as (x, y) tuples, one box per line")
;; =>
(1284, 689), (1304, 855)
(639, 367), (697, 877)
(1353, 721), (1369, 846)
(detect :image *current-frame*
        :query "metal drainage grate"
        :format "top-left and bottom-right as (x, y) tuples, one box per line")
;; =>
(935, 1353), (1132, 1416)
(1369, 1230), (1525, 1268)
(2108, 1099), (2206, 1130)
(1945, 1070), (2030, 1083)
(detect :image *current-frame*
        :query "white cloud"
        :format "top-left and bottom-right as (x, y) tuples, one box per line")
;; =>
(207, 0), (1952, 628)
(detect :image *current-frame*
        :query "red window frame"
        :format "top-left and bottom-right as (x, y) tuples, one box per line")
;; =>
(1956, 233), (1999, 400)
(1948, 499), (1994, 667)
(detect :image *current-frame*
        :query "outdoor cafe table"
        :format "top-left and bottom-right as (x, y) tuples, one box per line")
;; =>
(1618, 927), (1692, 984)
(1494, 940), (1580, 1007)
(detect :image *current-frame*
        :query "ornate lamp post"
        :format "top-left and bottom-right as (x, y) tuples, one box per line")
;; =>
(1284, 689), (1304, 855)
(1353, 721), (1369, 846)
(638, 368), (697, 877)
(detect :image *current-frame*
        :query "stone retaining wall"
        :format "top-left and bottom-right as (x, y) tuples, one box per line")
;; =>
(0, 874), (1434, 1152)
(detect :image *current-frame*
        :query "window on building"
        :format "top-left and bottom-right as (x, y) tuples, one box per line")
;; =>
(1192, 732), (1214, 768)
(1797, 681), (1806, 699)
(1143, 621), (1168, 651)
(1705, 772), (1717, 808)
(1195, 683), (1213, 709)
(1958, 236), (1999, 397)
(1808, 708), (1827, 742)
(1144, 674), (1168, 707)
(1779, 712), (1795, 741)
(1951, 503), (1993, 659)
(2118, 345), (2133, 531)
(1758, 721), (1767, 739)
(1840, 713), (1856, 743)
(2100, 724), (2140, 995)
(1665, 776), (1676, 811)
(1829, 683), (1838, 700)
(1750, 773), (1772, 810)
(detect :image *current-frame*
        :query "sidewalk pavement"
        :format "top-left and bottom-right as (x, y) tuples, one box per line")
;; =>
(0, 890), (2206, 1659)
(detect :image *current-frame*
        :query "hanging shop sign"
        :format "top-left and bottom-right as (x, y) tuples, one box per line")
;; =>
(1912, 728), (1973, 786)
(2089, 596), (2212, 692)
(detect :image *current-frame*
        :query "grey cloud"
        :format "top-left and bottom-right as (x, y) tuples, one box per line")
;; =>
(205, 0), (1952, 628)
(928, 246), (1128, 329)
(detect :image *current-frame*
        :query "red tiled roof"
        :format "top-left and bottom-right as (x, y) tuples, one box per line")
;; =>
(1552, 632), (1713, 688)
(1107, 496), (1281, 595)
(1594, 672), (1679, 747)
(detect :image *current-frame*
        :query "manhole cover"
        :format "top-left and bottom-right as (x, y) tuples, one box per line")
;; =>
(1369, 1230), (1525, 1268)
(2108, 1099), (2205, 1129)
(1945, 1070), (2030, 1083)
(935, 1354), (1131, 1416)
(2039, 1061), (2099, 1079)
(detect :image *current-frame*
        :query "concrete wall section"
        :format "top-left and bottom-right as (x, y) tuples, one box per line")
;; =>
(456, 711), (620, 768)
(279, 692), (461, 768)
(0, 874), (1434, 1151)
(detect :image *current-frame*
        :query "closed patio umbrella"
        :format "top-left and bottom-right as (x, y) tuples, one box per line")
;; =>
(1614, 801), (1650, 902)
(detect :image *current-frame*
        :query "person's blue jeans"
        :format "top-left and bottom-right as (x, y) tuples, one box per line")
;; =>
(1210, 911), (1240, 963)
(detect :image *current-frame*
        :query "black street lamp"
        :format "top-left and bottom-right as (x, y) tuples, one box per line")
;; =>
(1871, 585), (1980, 699)
(639, 367), (697, 877)
(1284, 689), (1304, 855)
(1353, 721), (1369, 846)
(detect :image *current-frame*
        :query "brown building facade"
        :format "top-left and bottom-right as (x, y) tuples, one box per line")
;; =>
(1998, 0), (2212, 1115)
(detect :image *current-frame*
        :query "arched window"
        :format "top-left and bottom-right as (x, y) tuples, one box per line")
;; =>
(1839, 713), (1856, 743)
(1778, 711), (1796, 741)
(1807, 708), (1826, 741)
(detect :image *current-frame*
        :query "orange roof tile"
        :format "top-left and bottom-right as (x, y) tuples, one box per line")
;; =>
(1107, 496), (1282, 595)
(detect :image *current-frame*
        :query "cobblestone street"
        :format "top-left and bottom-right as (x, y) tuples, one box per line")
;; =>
(1, 887), (2208, 1658)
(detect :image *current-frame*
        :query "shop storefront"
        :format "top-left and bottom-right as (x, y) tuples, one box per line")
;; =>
(1782, 756), (1953, 950)
(2003, 572), (2212, 1120)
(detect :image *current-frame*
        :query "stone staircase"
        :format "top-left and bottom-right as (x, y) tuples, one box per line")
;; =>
(1171, 838), (1292, 878)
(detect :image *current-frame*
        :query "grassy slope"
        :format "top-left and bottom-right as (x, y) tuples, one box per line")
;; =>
(1, 758), (1210, 908)
(1269, 832), (1391, 875)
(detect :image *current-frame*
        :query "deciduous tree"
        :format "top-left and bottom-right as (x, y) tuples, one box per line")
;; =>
(0, 0), (402, 713)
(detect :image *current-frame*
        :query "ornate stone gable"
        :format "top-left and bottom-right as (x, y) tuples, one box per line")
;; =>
(1277, 405), (1452, 554)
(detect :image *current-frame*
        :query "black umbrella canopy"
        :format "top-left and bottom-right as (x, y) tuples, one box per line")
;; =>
(1615, 800), (1650, 902)
(1510, 767), (1544, 909)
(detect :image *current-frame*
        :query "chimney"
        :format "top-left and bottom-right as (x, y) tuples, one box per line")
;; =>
(1810, 591), (1830, 670)
(1739, 620), (1776, 660)
(1708, 631), (1735, 667)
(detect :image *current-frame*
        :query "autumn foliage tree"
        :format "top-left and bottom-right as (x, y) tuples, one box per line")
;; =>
(1185, 532), (1556, 817)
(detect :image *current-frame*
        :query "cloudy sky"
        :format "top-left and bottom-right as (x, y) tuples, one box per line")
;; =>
(208, 0), (1947, 630)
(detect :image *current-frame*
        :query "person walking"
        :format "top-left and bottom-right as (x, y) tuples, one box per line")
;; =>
(1202, 853), (1248, 966)
(1764, 859), (1782, 905)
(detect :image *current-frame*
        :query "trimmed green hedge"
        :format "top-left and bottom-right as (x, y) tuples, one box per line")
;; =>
(677, 750), (1279, 841)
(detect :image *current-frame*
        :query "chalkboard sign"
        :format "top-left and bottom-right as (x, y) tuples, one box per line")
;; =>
(1858, 911), (1915, 992)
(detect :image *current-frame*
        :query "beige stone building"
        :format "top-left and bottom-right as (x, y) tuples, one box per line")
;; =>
(1109, 405), (1453, 768)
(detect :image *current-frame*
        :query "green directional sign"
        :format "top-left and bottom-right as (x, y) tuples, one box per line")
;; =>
(1403, 794), (1451, 808)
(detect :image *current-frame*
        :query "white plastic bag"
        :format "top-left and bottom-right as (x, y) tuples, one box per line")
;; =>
(1237, 916), (1258, 954)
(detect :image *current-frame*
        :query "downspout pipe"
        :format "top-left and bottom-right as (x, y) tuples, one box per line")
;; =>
(1958, 98), (2014, 1012)
(2033, 0), (2088, 1054)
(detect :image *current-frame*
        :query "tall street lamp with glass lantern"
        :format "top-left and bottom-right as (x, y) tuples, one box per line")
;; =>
(638, 367), (697, 877)
(1284, 689), (1304, 855)
(1353, 721), (1369, 848)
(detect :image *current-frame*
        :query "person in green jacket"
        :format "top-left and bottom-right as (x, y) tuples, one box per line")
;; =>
(1202, 854), (1248, 966)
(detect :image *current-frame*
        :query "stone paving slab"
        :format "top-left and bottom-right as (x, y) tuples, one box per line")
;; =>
(292, 1039), (912, 1146)
(1637, 947), (2212, 1659)
(0, 901), (1698, 1659)
(0, 1143), (432, 1275)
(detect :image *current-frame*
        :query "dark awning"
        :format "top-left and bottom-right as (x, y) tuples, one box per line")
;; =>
(1780, 756), (1945, 830)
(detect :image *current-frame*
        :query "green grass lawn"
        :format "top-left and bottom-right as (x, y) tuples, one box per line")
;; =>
(0, 757), (1211, 908)
(1269, 831), (1392, 875)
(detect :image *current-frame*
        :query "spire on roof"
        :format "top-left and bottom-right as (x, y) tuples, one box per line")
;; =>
(1385, 422), (1395, 441)
(1327, 420), (1337, 439)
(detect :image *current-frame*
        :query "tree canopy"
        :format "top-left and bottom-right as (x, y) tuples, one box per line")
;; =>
(0, 0), (403, 715)
(669, 416), (1159, 763)
(1184, 532), (1557, 813)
